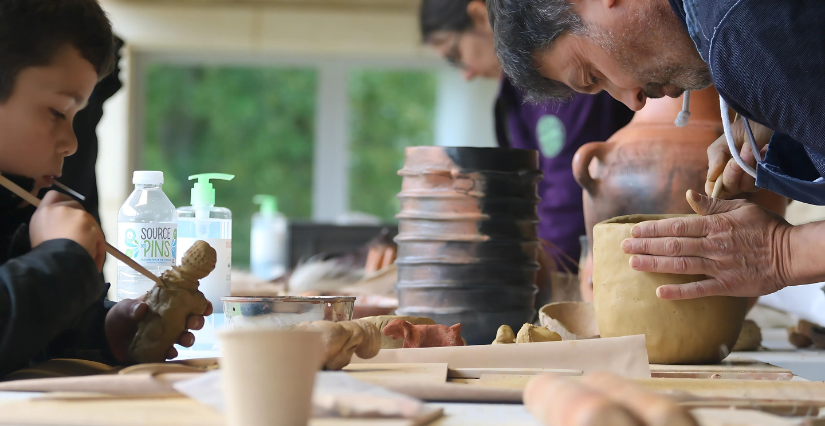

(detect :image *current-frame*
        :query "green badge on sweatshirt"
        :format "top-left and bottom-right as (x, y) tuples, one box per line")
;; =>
(536, 115), (565, 158)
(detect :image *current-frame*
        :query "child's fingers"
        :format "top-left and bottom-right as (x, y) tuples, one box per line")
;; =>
(203, 301), (213, 317)
(186, 315), (205, 330)
(177, 331), (195, 348)
(166, 346), (178, 360)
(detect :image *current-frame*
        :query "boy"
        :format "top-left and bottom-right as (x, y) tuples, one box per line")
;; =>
(0, 0), (209, 377)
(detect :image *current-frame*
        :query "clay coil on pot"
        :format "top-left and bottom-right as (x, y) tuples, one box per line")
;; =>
(395, 147), (542, 345)
(592, 214), (748, 364)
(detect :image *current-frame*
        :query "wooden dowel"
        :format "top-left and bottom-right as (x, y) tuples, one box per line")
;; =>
(711, 179), (723, 199)
(0, 173), (164, 287)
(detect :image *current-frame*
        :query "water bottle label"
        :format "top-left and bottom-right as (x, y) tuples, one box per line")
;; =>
(118, 223), (178, 265)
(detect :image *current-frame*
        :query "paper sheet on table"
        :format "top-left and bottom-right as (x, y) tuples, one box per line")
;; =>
(353, 335), (650, 378)
(174, 370), (431, 419)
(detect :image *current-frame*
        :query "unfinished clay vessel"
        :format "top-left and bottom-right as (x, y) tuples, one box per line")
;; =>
(593, 215), (748, 364)
(130, 240), (215, 363)
(395, 146), (542, 344)
(573, 88), (787, 301)
(538, 302), (599, 340)
(382, 319), (465, 348)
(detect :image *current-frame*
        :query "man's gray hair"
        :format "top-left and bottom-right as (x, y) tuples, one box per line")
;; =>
(487, 0), (584, 102)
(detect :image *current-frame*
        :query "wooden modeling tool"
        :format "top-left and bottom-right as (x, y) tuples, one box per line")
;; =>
(711, 178), (723, 199)
(0, 173), (165, 287)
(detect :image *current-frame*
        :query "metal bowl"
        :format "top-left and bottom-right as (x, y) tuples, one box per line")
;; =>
(222, 296), (355, 330)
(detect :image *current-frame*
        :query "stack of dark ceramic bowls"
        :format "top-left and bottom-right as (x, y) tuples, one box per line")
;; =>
(394, 146), (542, 344)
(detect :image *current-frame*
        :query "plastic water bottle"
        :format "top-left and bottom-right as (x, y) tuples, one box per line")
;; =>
(116, 171), (178, 301)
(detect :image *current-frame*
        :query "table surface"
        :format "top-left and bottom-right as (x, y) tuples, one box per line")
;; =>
(1, 328), (823, 426)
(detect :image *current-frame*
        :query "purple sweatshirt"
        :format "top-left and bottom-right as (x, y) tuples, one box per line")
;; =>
(494, 78), (634, 271)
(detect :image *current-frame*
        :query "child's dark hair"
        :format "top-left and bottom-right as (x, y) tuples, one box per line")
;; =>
(420, 0), (477, 42)
(0, 0), (116, 102)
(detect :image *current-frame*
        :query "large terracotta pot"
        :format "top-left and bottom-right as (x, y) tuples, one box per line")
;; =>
(573, 87), (786, 300)
(593, 215), (748, 364)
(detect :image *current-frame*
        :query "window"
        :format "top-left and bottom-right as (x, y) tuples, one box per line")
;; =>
(143, 65), (317, 269)
(348, 69), (437, 221)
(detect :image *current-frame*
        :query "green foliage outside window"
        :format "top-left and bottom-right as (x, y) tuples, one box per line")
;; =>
(143, 66), (437, 268)
(348, 70), (437, 221)
(143, 66), (317, 269)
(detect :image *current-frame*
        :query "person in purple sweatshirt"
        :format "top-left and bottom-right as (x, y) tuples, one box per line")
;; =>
(420, 0), (633, 298)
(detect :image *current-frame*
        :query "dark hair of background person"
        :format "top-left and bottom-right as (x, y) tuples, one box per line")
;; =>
(0, 0), (116, 102)
(420, 0), (477, 42)
(487, 0), (583, 101)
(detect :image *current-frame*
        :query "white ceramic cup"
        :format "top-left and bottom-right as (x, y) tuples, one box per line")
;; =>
(218, 329), (323, 426)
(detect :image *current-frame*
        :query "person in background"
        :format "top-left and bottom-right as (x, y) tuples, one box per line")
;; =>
(0, 0), (207, 378)
(420, 0), (633, 300)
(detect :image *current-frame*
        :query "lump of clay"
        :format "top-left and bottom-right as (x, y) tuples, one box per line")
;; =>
(525, 373), (698, 426)
(295, 320), (381, 370)
(382, 319), (464, 348)
(593, 215), (748, 364)
(516, 324), (561, 343)
(359, 315), (436, 349)
(129, 241), (215, 364)
(789, 320), (825, 349)
(493, 325), (516, 344)
(732, 319), (762, 351)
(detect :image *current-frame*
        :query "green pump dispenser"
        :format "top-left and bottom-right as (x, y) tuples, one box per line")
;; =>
(253, 194), (278, 217)
(189, 173), (235, 208)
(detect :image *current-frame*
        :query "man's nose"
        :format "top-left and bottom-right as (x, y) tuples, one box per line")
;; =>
(607, 86), (646, 111)
(462, 69), (477, 81)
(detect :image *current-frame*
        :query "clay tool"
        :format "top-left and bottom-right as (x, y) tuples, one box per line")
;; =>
(52, 179), (87, 201)
(0, 173), (164, 287)
(711, 178), (723, 199)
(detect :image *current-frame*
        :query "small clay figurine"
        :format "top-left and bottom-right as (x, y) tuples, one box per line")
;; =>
(382, 319), (465, 348)
(516, 324), (562, 343)
(129, 241), (215, 364)
(295, 320), (382, 370)
(492, 325), (516, 344)
(359, 315), (436, 349)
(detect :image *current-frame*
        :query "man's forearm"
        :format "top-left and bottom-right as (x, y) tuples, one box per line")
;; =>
(787, 220), (825, 287)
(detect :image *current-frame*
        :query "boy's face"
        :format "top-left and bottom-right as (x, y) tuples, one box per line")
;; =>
(0, 45), (98, 191)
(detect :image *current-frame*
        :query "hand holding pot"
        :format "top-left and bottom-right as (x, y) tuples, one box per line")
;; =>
(621, 190), (800, 300)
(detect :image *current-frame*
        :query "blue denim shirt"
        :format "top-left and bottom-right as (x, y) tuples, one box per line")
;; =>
(669, 0), (825, 204)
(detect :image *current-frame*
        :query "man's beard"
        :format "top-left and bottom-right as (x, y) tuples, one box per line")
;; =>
(590, 0), (712, 97)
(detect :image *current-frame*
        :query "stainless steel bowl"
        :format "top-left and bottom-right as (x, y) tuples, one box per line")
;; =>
(222, 296), (355, 329)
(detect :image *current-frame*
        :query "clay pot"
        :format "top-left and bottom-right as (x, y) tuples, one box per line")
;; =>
(573, 87), (787, 300)
(395, 147), (542, 345)
(593, 215), (748, 364)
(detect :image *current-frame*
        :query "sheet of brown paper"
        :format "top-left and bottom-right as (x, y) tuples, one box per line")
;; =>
(352, 335), (650, 378)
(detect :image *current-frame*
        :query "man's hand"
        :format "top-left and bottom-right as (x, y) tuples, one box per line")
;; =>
(29, 191), (106, 271)
(105, 298), (213, 363)
(620, 190), (794, 300)
(705, 119), (773, 199)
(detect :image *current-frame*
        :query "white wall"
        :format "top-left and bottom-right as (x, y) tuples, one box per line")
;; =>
(434, 69), (499, 148)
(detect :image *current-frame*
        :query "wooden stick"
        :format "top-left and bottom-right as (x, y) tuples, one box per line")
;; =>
(711, 179), (724, 199)
(0, 173), (164, 287)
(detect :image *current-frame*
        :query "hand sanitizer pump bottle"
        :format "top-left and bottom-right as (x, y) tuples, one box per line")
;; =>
(176, 173), (234, 357)
(251, 195), (288, 281)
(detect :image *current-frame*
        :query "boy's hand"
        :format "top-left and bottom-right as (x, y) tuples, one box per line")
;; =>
(29, 191), (105, 271)
(105, 298), (214, 363)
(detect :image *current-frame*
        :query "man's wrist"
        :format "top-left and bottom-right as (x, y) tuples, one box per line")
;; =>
(786, 221), (825, 287)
